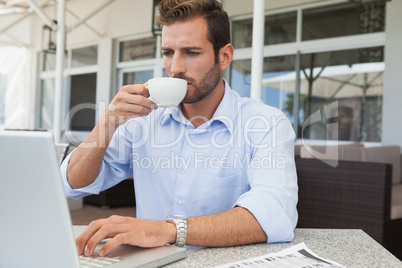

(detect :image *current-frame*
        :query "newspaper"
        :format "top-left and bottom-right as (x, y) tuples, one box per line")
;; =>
(214, 243), (346, 268)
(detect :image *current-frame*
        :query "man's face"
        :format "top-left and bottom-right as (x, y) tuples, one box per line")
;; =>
(161, 17), (221, 104)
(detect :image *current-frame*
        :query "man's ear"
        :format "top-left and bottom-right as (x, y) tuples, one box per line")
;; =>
(219, 43), (234, 71)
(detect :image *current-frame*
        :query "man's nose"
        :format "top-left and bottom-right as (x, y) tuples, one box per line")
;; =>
(170, 53), (186, 77)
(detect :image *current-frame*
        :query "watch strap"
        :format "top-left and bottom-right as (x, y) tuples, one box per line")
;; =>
(166, 217), (187, 247)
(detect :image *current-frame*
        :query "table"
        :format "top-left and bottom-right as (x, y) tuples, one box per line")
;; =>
(165, 229), (402, 268)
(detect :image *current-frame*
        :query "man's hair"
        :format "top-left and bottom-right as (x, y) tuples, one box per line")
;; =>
(156, 0), (230, 61)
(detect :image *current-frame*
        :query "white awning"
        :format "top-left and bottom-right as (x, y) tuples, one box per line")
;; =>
(262, 62), (384, 99)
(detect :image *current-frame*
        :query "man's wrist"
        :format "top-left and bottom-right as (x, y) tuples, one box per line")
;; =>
(99, 113), (117, 134)
(165, 220), (177, 245)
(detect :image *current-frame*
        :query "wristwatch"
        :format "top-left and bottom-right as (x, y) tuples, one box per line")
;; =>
(166, 215), (187, 247)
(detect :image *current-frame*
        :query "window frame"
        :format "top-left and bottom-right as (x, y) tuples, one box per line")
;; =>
(230, 0), (386, 144)
(115, 33), (163, 94)
(37, 42), (99, 132)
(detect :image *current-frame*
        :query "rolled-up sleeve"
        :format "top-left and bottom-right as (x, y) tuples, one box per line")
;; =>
(60, 124), (133, 199)
(233, 111), (298, 243)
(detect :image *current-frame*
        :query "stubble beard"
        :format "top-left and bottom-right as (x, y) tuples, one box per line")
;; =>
(175, 61), (222, 104)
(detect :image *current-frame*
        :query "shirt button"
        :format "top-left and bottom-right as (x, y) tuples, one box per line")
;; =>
(177, 200), (183, 205)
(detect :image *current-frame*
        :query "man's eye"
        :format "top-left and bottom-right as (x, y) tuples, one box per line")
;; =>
(187, 51), (200, 56)
(162, 51), (173, 56)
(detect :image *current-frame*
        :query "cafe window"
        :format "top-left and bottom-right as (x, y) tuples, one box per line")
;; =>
(298, 47), (383, 142)
(116, 35), (163, 96)
(232, 11), (297, 49)
(231, 55), (296, 120)
(119, 36), (157, 62)
(123, 70), (154, 85)
(71, 45), (98, 68)
(69, 73), (97, 131)
(38, 45), (98, 131)
(302, 2), (385, 41)
(230, 1), (386, 143)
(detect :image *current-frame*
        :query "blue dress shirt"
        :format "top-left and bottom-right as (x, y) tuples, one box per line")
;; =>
(61, 81), (298, 243)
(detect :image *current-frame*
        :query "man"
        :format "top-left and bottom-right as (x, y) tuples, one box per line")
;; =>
(61, 0), (298, 257)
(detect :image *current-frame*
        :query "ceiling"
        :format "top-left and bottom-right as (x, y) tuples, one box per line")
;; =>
(0, 0), (54, 15)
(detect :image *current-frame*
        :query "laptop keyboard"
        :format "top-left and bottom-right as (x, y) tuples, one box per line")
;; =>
(79, 252), (125, 268)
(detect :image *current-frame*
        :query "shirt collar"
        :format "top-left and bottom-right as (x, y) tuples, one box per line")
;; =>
(210, 80), (239, 134)
(160, 79), (239, 134)
(160, 104), (188, 127)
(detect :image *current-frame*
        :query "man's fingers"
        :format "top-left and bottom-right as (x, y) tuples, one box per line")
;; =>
(125, 94), (154, 107)
(120, 84), (150, 98)
(76, 218), (108, 255)
(76, 216), (170, 257)
(104, 84), (157, 129)
(84, 223), (124, 256)
(110, 90), (156, 117)
(79, 216), (129, 256)
(114, 99), (155, 114)
(99, 233), (128, 257)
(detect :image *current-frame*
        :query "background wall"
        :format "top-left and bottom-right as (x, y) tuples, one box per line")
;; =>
(1, 0), (401, 147)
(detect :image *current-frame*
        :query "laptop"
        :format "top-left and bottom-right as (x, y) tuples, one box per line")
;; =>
(0, 131), (186, 268)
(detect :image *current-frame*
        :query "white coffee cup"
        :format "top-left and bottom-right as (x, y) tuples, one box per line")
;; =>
(147, 77), (187, 108)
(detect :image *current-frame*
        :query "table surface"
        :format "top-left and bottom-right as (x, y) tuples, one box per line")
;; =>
(164, 228), (402, 268)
